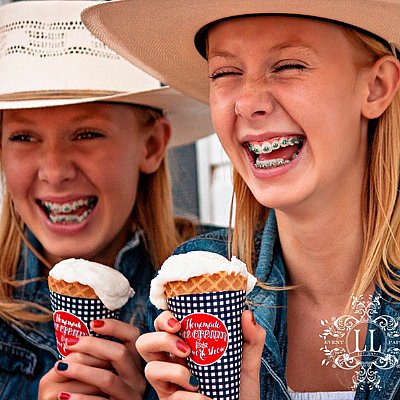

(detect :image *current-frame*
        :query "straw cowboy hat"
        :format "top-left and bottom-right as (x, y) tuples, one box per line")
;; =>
(0, 0), (213, 147)
(81, 0), (400, 105)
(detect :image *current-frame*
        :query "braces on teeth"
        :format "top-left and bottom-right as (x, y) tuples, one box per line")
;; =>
(247, 136), (303, 169)
(255, 153), (298, 168)
(49, 209), (92, 224)
(42, 198), (97, 224)
(248, 136), (303, 154)
(42, 198), (95, 213)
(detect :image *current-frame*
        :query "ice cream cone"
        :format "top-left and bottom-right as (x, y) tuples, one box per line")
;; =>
(48, 258), (134, 358)
(150, 251), (257, 400)
(48, 276), (98, 299)
(164, 271), (247, 298)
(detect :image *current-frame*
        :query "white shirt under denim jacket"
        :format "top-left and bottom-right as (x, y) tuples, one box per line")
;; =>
(145, 210), (400, 400)
(0, 229), (155, 399)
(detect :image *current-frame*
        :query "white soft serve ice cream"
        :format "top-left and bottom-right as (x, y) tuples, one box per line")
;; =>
(49, 258), (134, 311)
(150, 250), (257, 309)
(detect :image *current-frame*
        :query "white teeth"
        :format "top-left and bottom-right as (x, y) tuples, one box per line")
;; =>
(249, 135), (303, 169)
(279, 137), (289, 147)
(255, 158), (289, 169)
(262, 142), (272, 153)
(255, 147), (301, 169)
(271, 140), (280, 151)
(43, 198), (93, 213)
(249, 136), (303, 155)
(41, 197), (96, 224)
(49, 209), (92, 224)
(252, 143), (262, 154)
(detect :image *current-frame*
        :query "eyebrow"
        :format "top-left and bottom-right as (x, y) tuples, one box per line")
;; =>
(208, 43), (318, 60)
(2, 114), (33, 124)
(3, 108), (113, 125)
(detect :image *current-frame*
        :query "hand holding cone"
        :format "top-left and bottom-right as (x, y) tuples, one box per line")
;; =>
(150, 251), (256, 400)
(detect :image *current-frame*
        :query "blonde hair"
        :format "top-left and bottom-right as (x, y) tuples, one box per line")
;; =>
(230, 170), (268, 272)
(0, 105), (194, 326)
(231, 31), (400, 300)
(349, 32), (400, 300)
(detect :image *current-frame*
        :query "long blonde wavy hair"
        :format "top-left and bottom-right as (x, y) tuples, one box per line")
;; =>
(0, 105), (196, 326)
(230, 30), (400, 301)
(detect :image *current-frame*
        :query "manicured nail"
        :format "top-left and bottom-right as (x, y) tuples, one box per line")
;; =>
(189, 375), (199, 387)
(176, 339), (190, 352)
(59, 393), (71, 400)
(92, 320), (105, 328)
(66, 337), (79, 346)
(57, 362), (68, 371)
(167, 317), (179, 328)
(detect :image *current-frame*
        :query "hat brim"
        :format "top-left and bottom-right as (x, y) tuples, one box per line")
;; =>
(81, 0), (400, 104)
(0, 86), (213, 148)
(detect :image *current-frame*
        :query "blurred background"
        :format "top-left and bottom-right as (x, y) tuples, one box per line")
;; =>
(0, 0), (234, 228)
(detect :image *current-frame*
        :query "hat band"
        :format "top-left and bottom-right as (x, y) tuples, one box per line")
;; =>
(0, 90), (121, 102)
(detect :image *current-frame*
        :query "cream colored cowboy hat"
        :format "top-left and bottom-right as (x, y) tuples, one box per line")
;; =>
(0, 0), (213, 147)
(81, 0), (400, 105)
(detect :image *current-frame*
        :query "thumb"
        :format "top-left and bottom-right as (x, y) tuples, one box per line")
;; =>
(240, 310), (266, 400)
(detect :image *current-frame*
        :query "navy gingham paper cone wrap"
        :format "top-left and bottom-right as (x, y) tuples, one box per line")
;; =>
(49, 290), (119, 359)
(168, 290), (246, 400)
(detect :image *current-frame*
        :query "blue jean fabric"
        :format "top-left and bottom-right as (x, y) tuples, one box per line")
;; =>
(145, 210), (400, 400)
(0, 230), (154, 399)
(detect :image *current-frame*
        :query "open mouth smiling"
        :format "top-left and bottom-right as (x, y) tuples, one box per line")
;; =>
(246, 135), (304, 169)
(38, 196), (98, 224)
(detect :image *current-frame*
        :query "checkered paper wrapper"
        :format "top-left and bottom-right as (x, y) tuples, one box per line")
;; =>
(49, 290), (119, 359)
(168, 290), (246, 400)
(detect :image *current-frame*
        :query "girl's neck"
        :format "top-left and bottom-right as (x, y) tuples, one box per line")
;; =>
(276, 204), (364, 304)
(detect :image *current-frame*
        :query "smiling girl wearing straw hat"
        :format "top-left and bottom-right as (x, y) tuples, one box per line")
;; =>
(0, 1), (213, 399)
(82, 1), (400, 399)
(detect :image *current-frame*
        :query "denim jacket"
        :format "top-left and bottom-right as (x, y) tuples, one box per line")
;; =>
(146, 210), (400, 400)
(0, 230), (154, 399)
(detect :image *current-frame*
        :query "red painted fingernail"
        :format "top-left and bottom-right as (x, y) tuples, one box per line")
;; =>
(251, 312), (257, 326)
(66, 337), (79, 346)
(59, 393), (71, 400)
(176, 340), (190, 352)
(168, 317), (179, 328)
(92, 320), (105, 328)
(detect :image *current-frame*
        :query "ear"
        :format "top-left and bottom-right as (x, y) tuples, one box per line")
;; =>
(362, 55), (400, 119)
(139, 117), (171, 174)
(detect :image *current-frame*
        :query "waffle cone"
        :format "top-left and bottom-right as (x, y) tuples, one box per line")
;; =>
(164, 271), (247, 299)
(48, 276), (98, 299)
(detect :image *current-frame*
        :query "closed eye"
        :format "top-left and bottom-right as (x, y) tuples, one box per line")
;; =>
(272, 61), (307, 73)
(73, 130), (105, 141)
(208, 69), (242, 80)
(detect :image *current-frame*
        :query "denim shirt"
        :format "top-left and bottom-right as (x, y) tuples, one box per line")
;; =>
(146, 210), (400, 400)
(0, 230), (154, 399)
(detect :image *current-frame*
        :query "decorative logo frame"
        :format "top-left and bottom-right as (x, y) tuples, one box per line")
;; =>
(319, 295), (400, 390)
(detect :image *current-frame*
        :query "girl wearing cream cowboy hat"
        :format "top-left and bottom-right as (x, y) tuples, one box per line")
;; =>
(0, 1), (213, 399)
(83, 1), (400, 399)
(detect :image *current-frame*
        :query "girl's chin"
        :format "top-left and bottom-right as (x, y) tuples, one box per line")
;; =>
(252, 190), (310, 211)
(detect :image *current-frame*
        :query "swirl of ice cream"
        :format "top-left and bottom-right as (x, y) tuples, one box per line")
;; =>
(49, 258), (134, 311)
(150, 250), (257, 310)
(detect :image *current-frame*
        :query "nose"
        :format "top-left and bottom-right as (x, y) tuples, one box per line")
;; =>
(37, 143), (76, 185)
(234, 78), (276, 121)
